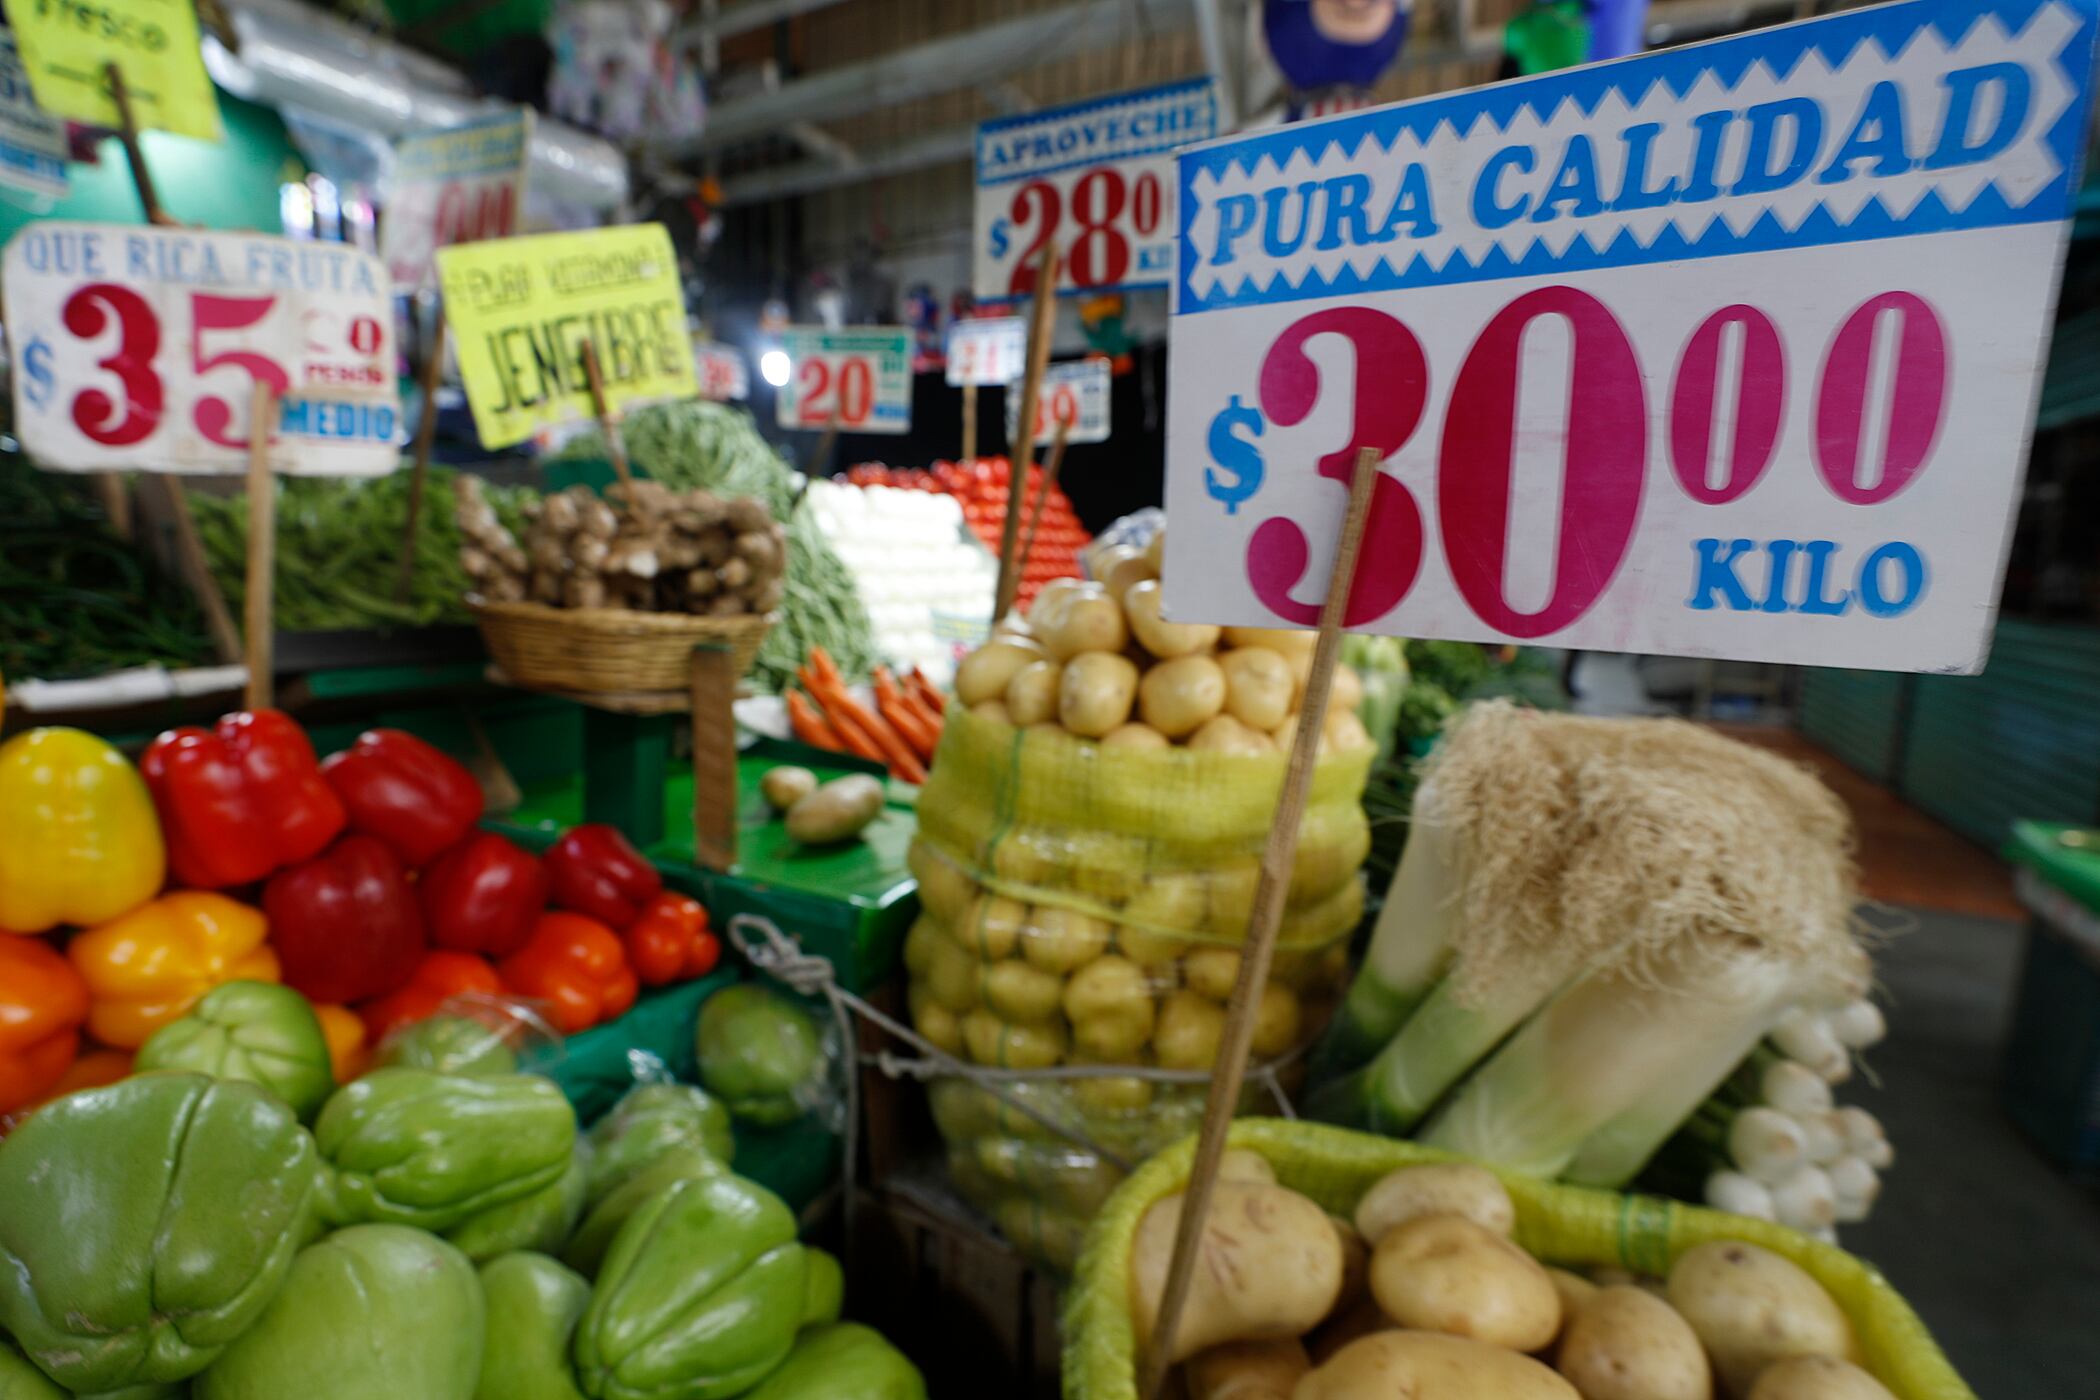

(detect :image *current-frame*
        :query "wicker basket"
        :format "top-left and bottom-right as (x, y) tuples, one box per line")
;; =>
(468, 598), (775, 694)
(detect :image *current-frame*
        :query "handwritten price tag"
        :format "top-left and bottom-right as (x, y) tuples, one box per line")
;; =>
(694, 342), (749, 401)
(1166, 0), (2097, 675)
(3, 222), (400, 476)
(1008, 357), (1110, 446)
(381, 109), (532, 291)
(777, 326), (911, 433)
(945, 316), (1024, 387)
(973, 78), (1216, 299)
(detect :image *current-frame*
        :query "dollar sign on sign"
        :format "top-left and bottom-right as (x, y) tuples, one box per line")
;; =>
(1205, 394), (1264, 515)
(20, 335), (51, 411)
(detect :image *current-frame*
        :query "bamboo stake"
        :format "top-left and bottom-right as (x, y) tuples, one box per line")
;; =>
(1015, 414), (1071, 580)
(994, 240), (1059, 621)
(105, 63), (170, 226)
(960, 381), (978, 462)
(688, 644), (739, 872)
(92, 474), (132, 541)
(142, 474), (241, 662)
(579, 339), (636, 496)
(1138, 446), (1382, 1399)
(394, 309), (448, 604)
(808, 406), (843, 480)
(242, 387), (278, 710)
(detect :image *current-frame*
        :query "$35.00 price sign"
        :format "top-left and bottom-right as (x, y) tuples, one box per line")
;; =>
(4, 222), (400, 475)
(1168, 0), (2098, 674)
(1008, 356), (1110, 446)
(974, 78), (1216, 299)
(777, 326), (912, 433)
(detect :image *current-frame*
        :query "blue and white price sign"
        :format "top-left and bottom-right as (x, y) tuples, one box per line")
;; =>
(1167, 0), (2097, 674)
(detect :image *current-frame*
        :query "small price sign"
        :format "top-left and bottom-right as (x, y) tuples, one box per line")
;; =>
(694, 341), (749, 401)
(3, 222), (400, 475)
(973, 77), (1216, 299)
(0, 32), (67, 198)
(1166, 0), (2097, 675)
(1008, 356), (1110, 446)
(945, 316), (1024, 386)
(777, 326), (911, 434)
(381, 109), (532, 291)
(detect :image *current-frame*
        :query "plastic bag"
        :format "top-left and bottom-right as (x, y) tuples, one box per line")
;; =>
(373, 992), (565, 1078)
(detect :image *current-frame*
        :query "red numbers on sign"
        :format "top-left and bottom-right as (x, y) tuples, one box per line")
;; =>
(63, 283), (161, 447)
(1007, 182), (1060, 296)
(1439, 287), (1645, 638)
(796, 356), (873, 426)
(1069, 170), (1130, 289)
(1670, 306), (1785, 505)
(1248, 308), (1428, 627)
(433, 181), (518, 248)
(1814, 291), (1947, 505)
(1006, 169), (1158, 294)
(1131, 172), (1163, 237)
(192, 293), (290, 448)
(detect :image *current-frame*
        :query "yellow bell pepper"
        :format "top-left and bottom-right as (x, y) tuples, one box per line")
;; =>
(0, 729), (166, 934)
(68, 892), (280, 1048)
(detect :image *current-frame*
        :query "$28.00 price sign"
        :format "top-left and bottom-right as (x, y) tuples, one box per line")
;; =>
(4, 222), (400, 476)
(1008, 357), (1110, 446)
(974, 78), (1216, 299)
(777, 326), (912, 434)
(1168, 0), (2098, 674)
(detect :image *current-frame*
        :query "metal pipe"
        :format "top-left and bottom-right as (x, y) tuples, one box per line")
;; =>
(1190, 0), (1239, 131)
(719, 122), (975, 204)
(677, 0), (852, 47)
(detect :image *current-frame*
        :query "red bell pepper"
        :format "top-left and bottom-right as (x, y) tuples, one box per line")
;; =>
(141, 709), (346, 889)
(262, 834), (427, 1005)
(543, 825), (662, 929)
(357, 950), (502, 1042)
(623, 893), (720, 987)
(320, 729), (483, 868)
(497, 912), (638, 1034)
(420, 832), (547, 958)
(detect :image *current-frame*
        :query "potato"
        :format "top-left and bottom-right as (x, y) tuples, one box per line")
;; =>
(1370, 1216), (1561, 1352)
(1249, 983), (1303, 1058)
(923, 933), (984, 1014)
(1219, 647), (1295, 732)
(1005, 659), (1064, 726)
(1155, 990), (1227, 1070)
(1090, 543), (1144, 590)
(1043, 585), (1129, 660)
(959, 893), (1028, 960)
(1325, 709), (1374, 753)
(1557, 1286), (1712, 1400)
(1125, 580), (1221, 659)
(1106, 550), (1159, 603)
(1064, 954), (1152, 1023)
(903, 915), (941, 976)
(1223, 626), (1317, 657)
(1665, 1243), (1859, 1398)
(785, 774), (885, 844)
(1184, 946), (1241, 1001)
(956, 637), (1046, 706)
(962, 1008), (1066, 1068)
(913, 999), (963, 1055)
(971, 699), (1014, 725)
(1073, 1009), (1152, 1060)
(1130, 1181), (1343, 1362)
(1124, 873), (1208, 930)
(1329, 1215), (1369, 1311)
(1304, 1298), (1389, 1367)
(1071, 1070), (1154, 1114)
(1027, 576), (1088, 629)
(1209, 1150), (1273, 1186)
(1144, 530), (1167, 574)
(1268, 712), (1330, 758)
(761, 765), (818, 810)
(1296, 1332), (1579, 1400)
(1119, 925), (1194, 970)
(1329, 664), (1364, 715)
(907, 843), (976, 923)
(982, 959), (1066, 1023)
(1354, 1164), (1516, 1245)
(1746, 1357), (1897, 1400)
(1186, 1339), (1309, 1400)
(1547, 1268), (1601, 1332)
(1059, 651), (1140, 737)
(1023, 906), (1113, 973)
(1103, 722), (1172, 750)
(1189, 714), (1273, 755)
(1141, 655), (1230, 739)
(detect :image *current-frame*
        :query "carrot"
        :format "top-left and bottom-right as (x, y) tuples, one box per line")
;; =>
(891, 678), (944, 746)
(813, 676), (926, 784)
(908, 667), (948, 715)
(808, 645), (844, 690)
(786, 690), (844, 751)
(874, 670), (938, 762)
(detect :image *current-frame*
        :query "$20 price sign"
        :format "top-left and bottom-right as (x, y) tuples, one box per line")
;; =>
(1168, 0), (2098, 674)
(777, 327), (912, 434)
(4, 223), (400, 476)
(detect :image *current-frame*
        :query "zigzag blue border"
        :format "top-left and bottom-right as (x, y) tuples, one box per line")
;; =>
(1175, 0), (2099, 314)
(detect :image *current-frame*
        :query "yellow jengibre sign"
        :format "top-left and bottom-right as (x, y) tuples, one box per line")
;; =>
(4, 0), (222, 142)
(436, 223), (696, 450)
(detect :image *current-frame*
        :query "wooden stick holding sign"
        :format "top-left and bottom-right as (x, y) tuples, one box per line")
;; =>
(960, 382), (978, 463)
(1138, 445), (1381, 1400)
(808, 406), (843, 482)
(1015, 413), (1071, 579)
(243, 388), (279, 710)
(994, 240), (1059, 620)
(104, 63), (171, 227)
(688, 644), (740, 872)
(578, 339), (638, 498)
(394, 309), (448, 604)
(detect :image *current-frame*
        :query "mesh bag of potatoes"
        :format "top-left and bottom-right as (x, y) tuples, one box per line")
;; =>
(902, 542), (1376, 1269)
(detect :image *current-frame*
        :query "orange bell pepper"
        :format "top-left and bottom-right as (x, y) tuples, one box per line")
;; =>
(67, 892), (279, 1048)
(623, 893), (721, 988)
(0, 937), (89, 1114)
(38, 1047), (132, 1105)
(313, 1004), (368, 1083)
(0, 728), (165, 934)
(498, 912), (638, 1034)
(357, 950), (503, 1043)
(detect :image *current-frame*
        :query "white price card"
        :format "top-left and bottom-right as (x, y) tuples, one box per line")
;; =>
(4, 223), (400, 476)
(0, 32), (66, 199)
(381, 108), (532, 291)
(695, 341), (749, 401)
(974, 77), (1216, 300)
(1165, 0), (2098, 675)
(1008, 357), (1111, 446)
(945, 316), (1025, 386)
(777, 326), (912, 434)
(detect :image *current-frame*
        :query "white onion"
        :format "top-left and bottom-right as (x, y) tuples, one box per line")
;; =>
(1772, 1007), (1851, 1081)
(1829, 999), (1887, 1049)
(1829, 1154), (1881, 1223)
(1771, 1164), (1838, 1231)
(1762, 1059), (1835, 1117)
(1704, 1170), (1777, 1221)
(1730, 1106), (1808, 1184)
(1800, 1111), (1845, 1165)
